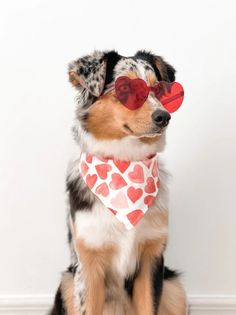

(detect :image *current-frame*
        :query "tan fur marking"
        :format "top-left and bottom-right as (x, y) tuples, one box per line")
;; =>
(69, 71), (81, 87)
(132, 237), (166, 315)
(133, 256), (154, 315)
(76, 240), (116, 315)
(132, 201), (168, 315)
(148, 72), (158, 86)
(126, 71), (139, 79)
(86, 94), (126, 140)
(158, 279), (188, 315)
(155, 57), (169, 82)
(103, 299), (135, 315)
(69, 70), (91, 92)
(144, 206), (168, 248)
(139, 135), (161, 144)
(61, 272), (80, 315)
(87, 94), (154, 140)
(139, 239), (166, 261)
(85, 69), (163, 140)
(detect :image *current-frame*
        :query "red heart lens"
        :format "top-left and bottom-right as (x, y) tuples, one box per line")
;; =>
(115, 76), (149, 110)
(157, 81), (184, 113)
(115, 76), (184, 113)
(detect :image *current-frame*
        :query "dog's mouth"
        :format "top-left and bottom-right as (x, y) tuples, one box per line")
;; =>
(123, 123), (165, 138)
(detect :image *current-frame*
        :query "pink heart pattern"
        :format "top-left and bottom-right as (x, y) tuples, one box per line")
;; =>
(109, 173), (127, 190)
(128, 165), (144, 183)
(79, 153), (159, 230)
(95, 182), (109, 197)
(80, 161), (89, 176)
(127, 187), (143, 203)
(144, 177), (156, 193)
(95, 164), (112, 180)
(114, 160), (131, 173)
(86, 174), (97, 189)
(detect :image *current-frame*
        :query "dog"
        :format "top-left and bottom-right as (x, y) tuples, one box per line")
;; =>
(50, 50), (188, 315)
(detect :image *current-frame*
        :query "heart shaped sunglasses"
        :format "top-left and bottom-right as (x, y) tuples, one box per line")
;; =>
(104, 76), (184, 113)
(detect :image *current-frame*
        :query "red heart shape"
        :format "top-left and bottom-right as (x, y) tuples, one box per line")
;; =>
(144, 177), (156, 193)
(142, 159), (152, 169)
(80, 161), (89, 176)
(97, 156), (109, 163)
(127, 209), (144, 225)
(115, 76), (149, 110)
(158, 82), (184, 113)
(86, 154), (93, 163)
(128, 165), (144, 183)
(109, 173), (127, 190)
(127, 187), (143, 203)
(95, 182), (109, 197)
(114, 160), (130, 173)
(144, 195), (155, 206)
(95, 164), (112, 180)
(152, 159), (158, 177)
(86, 174), (97, 189)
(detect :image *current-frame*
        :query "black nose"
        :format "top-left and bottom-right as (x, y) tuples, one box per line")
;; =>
(152, 110), (171, 128)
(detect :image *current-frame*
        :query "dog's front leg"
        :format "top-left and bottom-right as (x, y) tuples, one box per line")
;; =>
(82, 263), (105, 315)
(132, 242), (164, 315)
(76, 240), (115, 315)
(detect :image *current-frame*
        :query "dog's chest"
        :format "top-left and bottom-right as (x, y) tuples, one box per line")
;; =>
(74, 198), (167, 279)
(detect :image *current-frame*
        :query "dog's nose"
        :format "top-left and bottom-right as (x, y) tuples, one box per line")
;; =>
(152, 110), (171, 128)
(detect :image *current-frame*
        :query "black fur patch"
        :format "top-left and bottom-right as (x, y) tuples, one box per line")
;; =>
(165, 63), (176, 82)
(135, 50), (162, 81)
(164, 266), (179, 280)
(152, 256), (164, 314)
(67, 264), (77, 276)
(67, 176), (94, 219)
(49, 286), (66, 315)
(124, 266), (140, 298)
(135, 50), (176, 82)
(104, 50), (122, 86)
(67, 228), (72, 243)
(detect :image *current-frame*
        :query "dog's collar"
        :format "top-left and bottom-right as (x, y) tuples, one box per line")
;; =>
(79, 152), (160, 230)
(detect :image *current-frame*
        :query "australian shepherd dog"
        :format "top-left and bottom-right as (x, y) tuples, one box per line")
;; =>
(50, 50), (188, 315)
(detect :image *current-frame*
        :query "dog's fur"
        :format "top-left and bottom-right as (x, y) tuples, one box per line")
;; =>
(50, 50), (188, 315)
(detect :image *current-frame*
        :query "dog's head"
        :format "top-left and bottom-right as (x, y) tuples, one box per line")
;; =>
(68, 50), (176, 160)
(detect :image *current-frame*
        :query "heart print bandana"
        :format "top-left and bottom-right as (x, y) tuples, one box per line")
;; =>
(79, 153), (160, 230)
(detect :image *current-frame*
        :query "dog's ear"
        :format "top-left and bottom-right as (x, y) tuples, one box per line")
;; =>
(154, 56), (176, 82)
(68, 51), (107, 97)
(135, 50), (176, 82)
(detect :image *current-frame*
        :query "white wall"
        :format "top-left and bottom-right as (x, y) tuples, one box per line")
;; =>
(0, 0), (236, 313)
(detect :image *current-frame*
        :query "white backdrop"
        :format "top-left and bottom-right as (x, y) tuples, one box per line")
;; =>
(0, 0), (236, 314)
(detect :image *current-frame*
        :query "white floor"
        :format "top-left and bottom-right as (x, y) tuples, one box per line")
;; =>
(0, 294), (236, 315)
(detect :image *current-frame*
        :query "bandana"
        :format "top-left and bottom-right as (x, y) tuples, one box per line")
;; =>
(79, 153), (160, 230)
